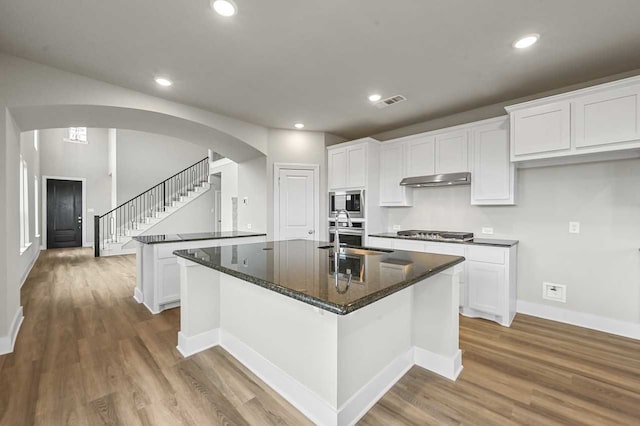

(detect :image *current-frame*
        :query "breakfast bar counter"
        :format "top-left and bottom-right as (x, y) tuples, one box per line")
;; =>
(174, 239), (465, 425)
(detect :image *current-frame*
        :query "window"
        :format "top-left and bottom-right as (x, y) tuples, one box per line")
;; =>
(19, 157), (30, 252)
(34, 176), (39, 237)
(65, 127), (88, 144)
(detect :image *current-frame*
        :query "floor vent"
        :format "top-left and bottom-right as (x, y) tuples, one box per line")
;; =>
(375, 95), (407, 109)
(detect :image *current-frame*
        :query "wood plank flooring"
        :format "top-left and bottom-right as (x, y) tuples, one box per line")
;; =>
(1, 248), (639, 425)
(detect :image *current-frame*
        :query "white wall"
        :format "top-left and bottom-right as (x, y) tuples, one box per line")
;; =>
(210, 158), (238, 232)
(18, 131), (40, 289)
(108, 129), (117, 208)
(39, 128), (111, 244)
(264, 129), (345, 240)
(115, 129), (209, 204)
(385, 158), (640, 323)
(238, 157), (268, 234)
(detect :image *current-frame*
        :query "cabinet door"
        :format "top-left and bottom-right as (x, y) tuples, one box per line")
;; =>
(346, 145), (366, 187)
(405, 136), (436, 177)
(328, 148), (347, 190)
(512, 101), (570, 158)
(379, 142), (412, 206)
(467, 261), (505, 315)
(435, 130), (469, 173)
(470, 119), (515, 205)
(574, 85), (640, 149)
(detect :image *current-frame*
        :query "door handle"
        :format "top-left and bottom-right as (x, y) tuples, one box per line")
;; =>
(308, 230), (315, 235)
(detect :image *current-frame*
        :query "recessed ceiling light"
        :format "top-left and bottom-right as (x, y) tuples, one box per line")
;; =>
(368, 94), (382, 102)
(155, 77), (173, 87)
(294, 123), (305, 129)
(211, 0), (237, 17)
(513, 34), (540, 49)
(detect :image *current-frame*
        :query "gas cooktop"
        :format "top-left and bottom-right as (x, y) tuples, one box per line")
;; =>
(397, 230), (474, 242)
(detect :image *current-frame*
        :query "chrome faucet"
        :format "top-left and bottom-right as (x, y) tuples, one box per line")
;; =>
(333, 209), (353, 253)
(333, 209), (353, 292)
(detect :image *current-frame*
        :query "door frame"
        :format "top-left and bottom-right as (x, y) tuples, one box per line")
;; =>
(273, 163), (320, 241)
(42, 176), (88, 249)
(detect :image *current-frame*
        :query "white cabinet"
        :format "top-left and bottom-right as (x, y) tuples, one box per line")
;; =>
(368, 236), (518, 327)
(435, 130), (469, 173)
(467, 261), (505, 315)
(470, 118), (515, 205)
(511, 101), (571, 159)
(405, 135), (436, 177)
(573, 85), (640, 149)
(327, 143), (367, 190)
(507, 76), (640, 163)
(328, 148), (347, 190)
(379, 141), (413, 207)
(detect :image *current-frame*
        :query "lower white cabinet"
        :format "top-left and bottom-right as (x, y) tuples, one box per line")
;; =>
(368, 236), (517, 326)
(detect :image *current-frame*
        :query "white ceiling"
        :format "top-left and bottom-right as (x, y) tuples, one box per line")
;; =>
(1, 0), (640, 139)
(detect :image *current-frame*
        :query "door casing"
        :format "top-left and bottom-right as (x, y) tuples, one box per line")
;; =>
(273, 163), (320, 241)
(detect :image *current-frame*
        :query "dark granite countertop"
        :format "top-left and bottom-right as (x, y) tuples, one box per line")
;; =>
(368, 233), (518, 248)
(133, 231), (266, 245)
(173, 239), (464, 315)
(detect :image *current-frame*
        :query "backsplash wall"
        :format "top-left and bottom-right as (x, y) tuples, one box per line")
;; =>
(384, 157), (640, 323)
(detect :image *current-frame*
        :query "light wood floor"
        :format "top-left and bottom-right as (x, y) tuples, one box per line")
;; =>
(1, 248), (639, 425)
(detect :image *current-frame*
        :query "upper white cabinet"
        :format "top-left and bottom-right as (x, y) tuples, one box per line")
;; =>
(507, 76), (640, 162)
(405, 135), (435, 177)
(435, 130), (469, 173)
(573, 85), (640, 149)
(511, 101), (571, 158)
(379, 141), (413, 206)
(328, 142), (367, 190)
(470, 118), (515, 205)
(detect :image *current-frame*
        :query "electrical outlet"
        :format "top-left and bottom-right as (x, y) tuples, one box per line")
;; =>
(542, 282), (566, 303)
(392, 225), (401, 231)
(247, 223), (252, 230)
(569, 221), (580, 234)
(482, 227), (494, 235)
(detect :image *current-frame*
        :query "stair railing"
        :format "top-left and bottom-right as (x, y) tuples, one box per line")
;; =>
(94, 156), (210, 257)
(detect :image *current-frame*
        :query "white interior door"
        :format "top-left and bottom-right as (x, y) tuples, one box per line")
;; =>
(278, 168), (317, 240)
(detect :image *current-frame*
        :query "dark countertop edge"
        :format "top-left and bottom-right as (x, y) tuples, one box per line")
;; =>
(133, 232), (267, 245)
(173, 250), (465, 315)
(368, 233), (519, 247)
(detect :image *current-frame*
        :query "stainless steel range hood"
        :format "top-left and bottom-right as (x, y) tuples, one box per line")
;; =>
(399, 172), (471, 188)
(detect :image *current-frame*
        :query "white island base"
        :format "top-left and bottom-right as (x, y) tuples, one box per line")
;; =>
(177, 258), (462, 426)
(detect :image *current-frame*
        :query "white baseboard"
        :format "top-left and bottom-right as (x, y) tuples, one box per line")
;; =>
(19, 247), (40, 289)
(133, 287), (144, 303)
(176, 329), (220, 358)
(517, 300), (640, 340)
(220, 330), (338, 426)
(414, 347), (463, 381)
(337, 349), (413, 426)
(0, 306), (24, 355)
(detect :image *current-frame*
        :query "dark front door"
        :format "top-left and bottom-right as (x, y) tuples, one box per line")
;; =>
(47, 179), (82, 249)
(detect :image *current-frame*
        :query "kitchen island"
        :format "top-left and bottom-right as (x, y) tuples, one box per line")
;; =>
(133, 231), (266, 313)
(174, 239), (465, 426)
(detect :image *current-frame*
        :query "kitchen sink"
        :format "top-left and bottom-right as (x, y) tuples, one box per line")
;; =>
(317, 245), (393, 256)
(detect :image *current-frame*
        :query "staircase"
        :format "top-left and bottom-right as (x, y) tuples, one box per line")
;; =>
(95, 157), (210, 257)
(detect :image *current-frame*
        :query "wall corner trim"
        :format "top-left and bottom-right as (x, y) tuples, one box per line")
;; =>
(517, 300), (640, 340)
(0, 306), (24, 355)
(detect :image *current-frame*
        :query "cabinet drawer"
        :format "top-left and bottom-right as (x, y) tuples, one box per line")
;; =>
(368, 237), (394, 249)
(392, 239), (426, 252)
(423, 242), (465, 256)
(466, 245), (505, 264)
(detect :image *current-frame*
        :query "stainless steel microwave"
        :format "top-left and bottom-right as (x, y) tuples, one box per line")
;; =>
(329, 190), (364, 219)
